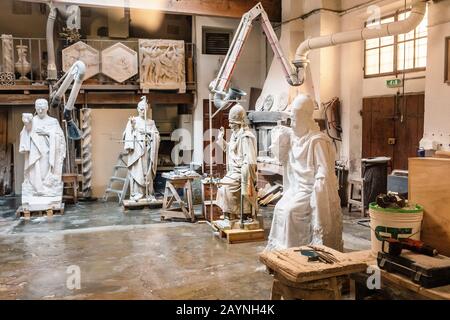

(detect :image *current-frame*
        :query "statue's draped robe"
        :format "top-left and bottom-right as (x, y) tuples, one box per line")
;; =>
(216, 127), (258, 215)
(266, 126), (343, 251)
(123, 117), (160, 197)
(19, 115), (66, 202)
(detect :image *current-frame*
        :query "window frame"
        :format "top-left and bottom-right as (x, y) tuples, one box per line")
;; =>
(364, 9), (427, 79)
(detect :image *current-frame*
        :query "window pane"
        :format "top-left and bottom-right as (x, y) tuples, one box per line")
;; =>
(381, 35), (394, 46)
(380, 45), (394, 73)
(381, 16), (395, 24)
(366, 38), (380, 49)
(415, 37), (427, 68)
(366, 48), (380, 75)
(398, 41), (415, 70)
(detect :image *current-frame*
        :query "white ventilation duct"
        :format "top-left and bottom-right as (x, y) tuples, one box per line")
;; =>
(293, 0), (427, 68)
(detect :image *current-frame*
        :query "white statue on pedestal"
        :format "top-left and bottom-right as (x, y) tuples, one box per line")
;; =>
(216, 104), (258, 220)
(19, 99), (66, 210)
(123, 97), (160, 202)
(266, 94), (343, 251)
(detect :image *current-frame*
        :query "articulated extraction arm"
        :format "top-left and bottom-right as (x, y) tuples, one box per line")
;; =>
(50, 60), (86, 140)
(209, 2), (306, 112)
(209, 0), (427, 113)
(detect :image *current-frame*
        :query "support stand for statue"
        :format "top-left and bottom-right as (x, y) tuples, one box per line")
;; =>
(160, 174), (196, 222)
(16, 203), (65, 220)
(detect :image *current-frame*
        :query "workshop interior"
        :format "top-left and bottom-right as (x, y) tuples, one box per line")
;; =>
(0, 0), (449, 302)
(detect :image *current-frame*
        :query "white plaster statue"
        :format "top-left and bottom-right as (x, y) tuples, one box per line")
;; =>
(216, 104), (258, 220)
(19, 99), (66, 210)
(123, 97), (160, 202)
(266, 94), (343, 251)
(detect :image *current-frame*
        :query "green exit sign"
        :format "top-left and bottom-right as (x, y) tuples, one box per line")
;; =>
(386, 78), (403, 88)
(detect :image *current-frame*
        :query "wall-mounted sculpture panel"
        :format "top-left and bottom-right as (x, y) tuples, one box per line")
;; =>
(139, 39), (186, 93)
(101, 43), (138, 83)
(62, 41), (99, 80)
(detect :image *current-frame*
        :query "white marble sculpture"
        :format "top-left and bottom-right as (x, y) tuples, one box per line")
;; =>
(266, 94), (343, 251)
(216, 104), (258, 220)
(19, 99), (66, 211)
(139, 39), (186, 92)
(101, 43), (138, 83)
(1, 34), (14, 74)
(123, 97), (160, 202)
(62, 41), (99, 79)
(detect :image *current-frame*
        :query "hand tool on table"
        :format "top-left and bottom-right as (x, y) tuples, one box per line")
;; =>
(381, 237), (438, 257)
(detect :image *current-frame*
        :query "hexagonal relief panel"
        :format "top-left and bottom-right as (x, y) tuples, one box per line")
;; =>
(101, 43), (138, 83)
(62, 41), (100, 80)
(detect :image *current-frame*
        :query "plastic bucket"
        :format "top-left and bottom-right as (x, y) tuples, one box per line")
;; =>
(369, 203), (423, 256)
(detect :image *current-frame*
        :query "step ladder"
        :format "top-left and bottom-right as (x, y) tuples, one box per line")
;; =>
(103, 152), (130, 204)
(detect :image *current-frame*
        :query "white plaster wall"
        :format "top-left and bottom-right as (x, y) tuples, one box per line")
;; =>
(423, 2), (450, 151)
(192, 15), (266, 164)
(90, 108), (135, 197)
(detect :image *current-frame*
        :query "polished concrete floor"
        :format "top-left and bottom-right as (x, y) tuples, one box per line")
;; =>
(0, 197), (370, 300)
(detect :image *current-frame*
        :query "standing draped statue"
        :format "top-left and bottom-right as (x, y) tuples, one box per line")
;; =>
(216, 104), (258, 220)
(266, 94), (343, 251)
(123, 97), (160, 202)
(19, 99), (66, 210)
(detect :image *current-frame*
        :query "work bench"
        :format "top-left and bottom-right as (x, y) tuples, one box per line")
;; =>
(347, 250), (450, 300)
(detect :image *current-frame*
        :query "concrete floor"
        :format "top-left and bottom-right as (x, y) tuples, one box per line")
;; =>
(0, 196), (370, 300)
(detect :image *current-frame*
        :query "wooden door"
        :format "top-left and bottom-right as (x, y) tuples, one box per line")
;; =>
(362, 96), (395, 162)
(203, 99), (229, 178)
(362, 94), (424, 171)
(394, 94), (424, 170)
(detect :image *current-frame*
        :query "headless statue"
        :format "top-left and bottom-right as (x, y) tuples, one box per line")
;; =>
(266, 94), (343, 251)
(123, 97), (160, 202)
(216, 104), (258, 220)
(19, 99), (66, 210)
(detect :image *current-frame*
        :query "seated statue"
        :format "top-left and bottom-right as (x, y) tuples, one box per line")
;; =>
(123, 97), (160, 202)
(266, 94), (343, 251)
(216, 104), (258, 220)
(19, 99), (66, 211)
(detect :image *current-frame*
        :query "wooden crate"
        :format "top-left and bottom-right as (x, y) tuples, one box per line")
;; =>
(409, 158), (450, 256)
(16, 203), (65, 219)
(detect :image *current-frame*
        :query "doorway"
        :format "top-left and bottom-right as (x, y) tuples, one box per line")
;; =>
(362, 93), (424, 170)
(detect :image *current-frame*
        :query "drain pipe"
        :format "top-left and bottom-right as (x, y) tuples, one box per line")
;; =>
(293, 0), (427, 70)
(46, 3), (81, 81)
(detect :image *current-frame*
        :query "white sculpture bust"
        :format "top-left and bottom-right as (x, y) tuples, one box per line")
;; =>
(123, 97), (160, 202)
(266, 94), (343, 251)
(19, 98), (66, 210)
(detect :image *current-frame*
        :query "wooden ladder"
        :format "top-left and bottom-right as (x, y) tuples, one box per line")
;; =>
(102, 152), (129, 204)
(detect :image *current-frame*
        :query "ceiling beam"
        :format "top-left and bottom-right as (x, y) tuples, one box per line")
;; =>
(21, 0), (282, 22)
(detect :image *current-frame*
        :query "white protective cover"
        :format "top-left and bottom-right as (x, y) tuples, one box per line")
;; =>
(266, 96), (343, 251)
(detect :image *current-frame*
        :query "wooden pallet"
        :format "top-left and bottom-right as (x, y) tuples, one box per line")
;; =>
(16, 203), (65, 219)
(123, 199), (163, 211)
(213, 220), (265, 244)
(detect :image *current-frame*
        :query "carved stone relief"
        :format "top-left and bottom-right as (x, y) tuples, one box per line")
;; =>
(62, 41), (99, 80)
(101, 43), (137, 83)
(139, 39), (186, 93)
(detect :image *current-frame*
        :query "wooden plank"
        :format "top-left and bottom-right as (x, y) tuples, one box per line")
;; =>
(409, 157), (450, 257)
(225, 228), (265, 244)
(22, 0), (282, 22)
(0, 92), (194, 106)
